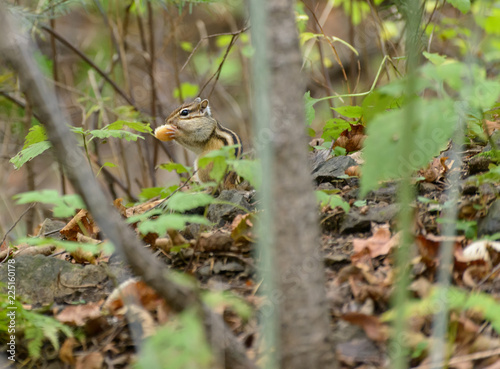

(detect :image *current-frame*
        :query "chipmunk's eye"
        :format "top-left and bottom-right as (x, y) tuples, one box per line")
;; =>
(180, 109), (189, 117)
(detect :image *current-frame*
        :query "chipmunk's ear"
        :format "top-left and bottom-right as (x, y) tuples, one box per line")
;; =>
(193, 97), (202, 104)
(200, 99), (211, 116)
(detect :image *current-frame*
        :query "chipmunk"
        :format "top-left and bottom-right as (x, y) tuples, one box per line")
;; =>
(154, 97), (242, 187)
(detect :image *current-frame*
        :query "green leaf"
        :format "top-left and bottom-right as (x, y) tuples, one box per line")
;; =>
(107, 120), (152, 133)
(96, 162), (117, 177)
(322, 118), (352, 141)
(137, 308), (213, 369)
(422, 51), (448, 66)
(304, 91), (320, 125)
(202, 290), (253, 321)
(332, 105), (363, 118)
(159, 162), (190, 174)
(333, 146), (347, 156)
(173, 82), (199, 100)
(10, 141), (52, 169)
(139, 185), (179, 201)
(198, 156), (227, 183)
(180, 41), (193, 52)
(216, 35), (233, 48)
(89, 129), (143, 142)
(361, 99), (458, 195)
(137, 213), (210, 235)
(23, 125), (48, 148)
(228, 159), (262, 189)
(14, 190), (85, 218)
(446, 0), (470, 14)
(316, 190), (350, 212)
(167, 192), (215, 212)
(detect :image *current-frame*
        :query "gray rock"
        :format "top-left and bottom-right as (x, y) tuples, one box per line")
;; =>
(340, 203), (399, 233)
(478, 199), (500, 237)
(312, 156), (357, 183)
(469, 155), (493, 174)
(364, 182), (398, 203)
(207, 190), (254, 226)
(0, 255), (108, 305)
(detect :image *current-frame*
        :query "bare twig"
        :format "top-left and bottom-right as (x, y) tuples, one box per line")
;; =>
(41, 25), (136, 108)
(181, 26), (250, 72)
(0, 91), (42, 122)
(199, 33), (240, 98)
(0, 203), (36, 263)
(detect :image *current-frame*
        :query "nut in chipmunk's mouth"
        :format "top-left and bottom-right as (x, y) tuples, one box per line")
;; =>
(154, 124), (177, 141)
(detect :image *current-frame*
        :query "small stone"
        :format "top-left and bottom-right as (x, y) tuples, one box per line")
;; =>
(468, 155), (493, 174)
(340, 204), (399, 233)
(207, 190), (254, 226)
(478, 199), (500, 237)
(312, 156), (357, 183)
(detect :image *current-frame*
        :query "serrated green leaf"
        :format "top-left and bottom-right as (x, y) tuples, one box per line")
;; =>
(446, 0), (470, 14)
(167, 192), (215, 212)
(89, 129), (143, 142)
(14, 190), (85, 218)
(23, 125), (47, 148)
(10, 141), (52, 169)
(332, 105), (363, 118)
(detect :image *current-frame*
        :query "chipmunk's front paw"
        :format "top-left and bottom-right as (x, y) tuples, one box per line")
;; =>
(154, 124), (177, 141)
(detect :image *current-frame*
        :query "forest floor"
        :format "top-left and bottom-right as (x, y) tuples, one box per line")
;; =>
(1, 138), (500, 369)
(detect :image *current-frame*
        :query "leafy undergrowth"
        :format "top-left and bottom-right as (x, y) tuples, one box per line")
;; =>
(2, 132), (500, 368)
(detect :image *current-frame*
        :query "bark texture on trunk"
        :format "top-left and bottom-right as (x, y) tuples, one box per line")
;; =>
(266, 1), (337, 368)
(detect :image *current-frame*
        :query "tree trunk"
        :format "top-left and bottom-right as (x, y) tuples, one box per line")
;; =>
(265, 1), (337, 368)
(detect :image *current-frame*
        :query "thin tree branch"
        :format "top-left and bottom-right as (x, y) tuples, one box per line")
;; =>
(0, 91), (42, 122)
(41, 25), (137, 108)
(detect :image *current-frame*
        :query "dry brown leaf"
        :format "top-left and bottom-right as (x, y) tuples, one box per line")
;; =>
(231, 213), (256, 244)
(167, 229), (188, 245)
(103, 279), (163, 315)
(462, 265), (489, 288)
(345, 165), (361, 177)
(56, 302), (101, 326)
(410, 277), (433, 298)
(484, 119), (500, 136)
(340, 312), (389, 342)
(60, 209), (98, 241)
(352, 226), (399, 260)
(419, 157), (449, 183)
(333, 124), (366, 153)
(155, 237), (173, 253)
(197, 230), (238, 253)
(113, 198), (128, 217)
(75, 352), (103, 369)
(59, 337), (77, 365)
